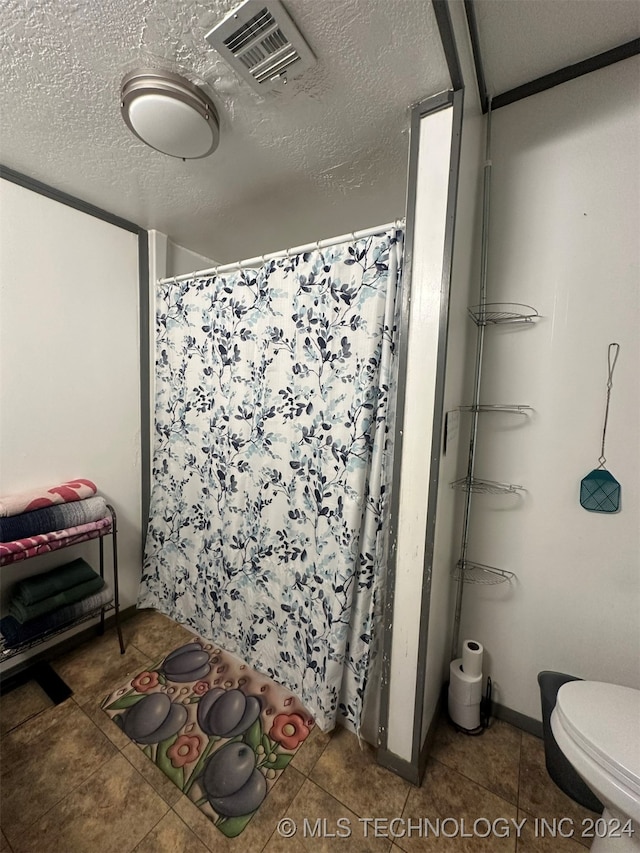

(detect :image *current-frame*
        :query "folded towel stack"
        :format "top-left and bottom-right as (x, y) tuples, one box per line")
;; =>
(3, 557), (107, 634)
(0, 481), (113, 650)
(0, 478), (98, 518)
(12, 556), (102, 606)
(0, 517), (112, 566)
(0, 496), (109, 543)
(1, 584), (113, 649)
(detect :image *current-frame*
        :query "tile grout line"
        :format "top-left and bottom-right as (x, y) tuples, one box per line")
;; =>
(128, 808), (170, 853)
(308, 768), (405, 822)
(1, 713), (122, 852)
(259, 825), (279, 853)
(293, 729), (332, 777)
(119, 739), (180, 802)
(251, 732), (334, 852)
(430, 755), (520, 809)
(169, 806), (214, 851)
(45, 702), (128, 810)
(0, 703), (53, 737)
(428, 722), (524, 807)
(1, 829), (15, 853)
(0, 693), (75, 759)
(61, 696), (172, 845)
(109, 748), (174, 850)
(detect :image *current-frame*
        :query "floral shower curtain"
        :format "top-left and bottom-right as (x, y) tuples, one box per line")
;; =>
(139, 227), (403, 732)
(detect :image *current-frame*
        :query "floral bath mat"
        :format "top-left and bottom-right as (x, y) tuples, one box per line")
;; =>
(101, 634), (314, 838)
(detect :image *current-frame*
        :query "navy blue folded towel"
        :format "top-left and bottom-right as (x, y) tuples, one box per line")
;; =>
(0, 584), (113, 649)
(0, 496), (108, 542)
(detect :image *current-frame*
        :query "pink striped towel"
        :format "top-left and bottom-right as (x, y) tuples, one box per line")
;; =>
(0, 516), (112, 566)
(0, 479), (98, 517)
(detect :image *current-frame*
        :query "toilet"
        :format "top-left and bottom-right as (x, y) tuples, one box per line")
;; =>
(551, 681), (640, 852)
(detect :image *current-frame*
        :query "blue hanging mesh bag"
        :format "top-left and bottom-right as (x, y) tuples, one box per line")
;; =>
(580, 343), (621, 514)
(580, 468), (621, 513)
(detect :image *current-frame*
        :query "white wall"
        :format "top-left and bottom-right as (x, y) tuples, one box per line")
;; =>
(0, 180), (142, 666)
(459, 57), (640, 721)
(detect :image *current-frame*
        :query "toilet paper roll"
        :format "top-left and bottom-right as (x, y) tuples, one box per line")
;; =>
(448, 695), (481, 730)
(449, 658), (483, 706)
(462, 639), (483, 679)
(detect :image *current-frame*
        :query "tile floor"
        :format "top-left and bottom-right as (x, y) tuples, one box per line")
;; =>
(0, 610), (599, 852)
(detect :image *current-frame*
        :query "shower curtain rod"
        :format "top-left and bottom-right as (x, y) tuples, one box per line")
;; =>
(157, 218), (405, 285)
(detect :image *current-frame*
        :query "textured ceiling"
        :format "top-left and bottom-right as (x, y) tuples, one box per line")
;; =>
(0, 0), (449, 261)
(473, 0), (640, 96)
(3, 2), (637, 263)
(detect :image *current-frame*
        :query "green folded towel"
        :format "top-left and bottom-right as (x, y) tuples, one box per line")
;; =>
(9, 575), (105, 624)
(12, 558), (98, 606)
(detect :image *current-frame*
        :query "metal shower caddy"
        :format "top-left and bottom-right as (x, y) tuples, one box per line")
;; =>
(450, 103), (539, 659)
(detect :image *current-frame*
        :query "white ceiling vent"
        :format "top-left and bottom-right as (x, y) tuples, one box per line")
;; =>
(205, 0), (316, 92)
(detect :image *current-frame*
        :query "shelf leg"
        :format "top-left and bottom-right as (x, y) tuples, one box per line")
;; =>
(98, 535), (106, 636)
(108, 505), (125, 655)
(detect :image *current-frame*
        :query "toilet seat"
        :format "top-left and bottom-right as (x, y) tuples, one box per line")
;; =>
(553, 681), (640, 807)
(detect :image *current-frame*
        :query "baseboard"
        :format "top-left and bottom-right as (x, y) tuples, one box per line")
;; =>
(378, 692), (542, 784)
(377, 692), (444, 786)
(376, 747), (422, 785)
(491, 701), (543, 738)
(418, 691), (444, 780)
(442, 677), (543, 738)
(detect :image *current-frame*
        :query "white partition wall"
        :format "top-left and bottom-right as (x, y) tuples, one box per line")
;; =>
(419, 0), (485, 750)
(378, 90), (463, 779)
(0, 178), (142, 667)
(377, 1), (488, 781)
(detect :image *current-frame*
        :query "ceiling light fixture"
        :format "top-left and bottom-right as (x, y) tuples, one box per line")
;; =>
(120, 70), (220, 159)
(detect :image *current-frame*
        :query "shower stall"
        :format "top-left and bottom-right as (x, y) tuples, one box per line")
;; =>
(140, 225), (404, 736)
(142, 85), (480, 783)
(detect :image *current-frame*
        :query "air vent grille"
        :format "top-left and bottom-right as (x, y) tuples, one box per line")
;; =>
(223, 8), (277, 53)
(206, 0), (315, 93)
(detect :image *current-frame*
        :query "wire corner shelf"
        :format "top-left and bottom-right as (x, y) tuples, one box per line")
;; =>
(453, 561), (516, 585)
(458, 403), (533, 415)
(450, 477), (524, 495)
(468, 303), (539, 326)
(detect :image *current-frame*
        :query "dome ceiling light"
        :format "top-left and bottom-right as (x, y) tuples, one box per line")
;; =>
(120, 70), (220, 159)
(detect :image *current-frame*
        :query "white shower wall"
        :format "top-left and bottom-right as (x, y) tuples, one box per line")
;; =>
(146, 230), (217, 486)
(459, 56), (640, 721)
